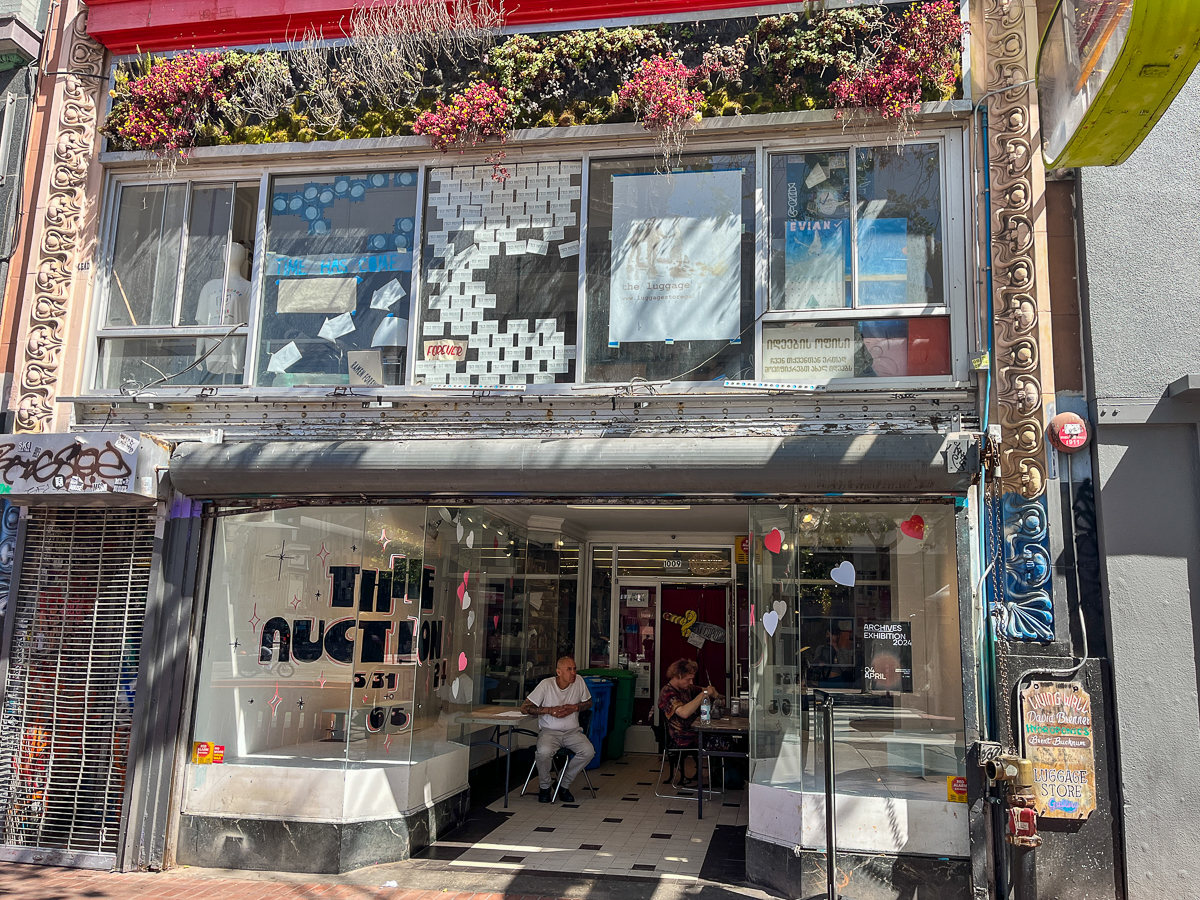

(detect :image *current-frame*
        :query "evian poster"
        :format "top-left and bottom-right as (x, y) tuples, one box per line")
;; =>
(608, 170), (742, 343)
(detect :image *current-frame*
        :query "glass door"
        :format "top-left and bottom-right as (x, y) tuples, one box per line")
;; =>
(617, 583), (658, 725)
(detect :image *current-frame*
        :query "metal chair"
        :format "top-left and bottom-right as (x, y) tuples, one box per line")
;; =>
(519, 710), (599, 802)
(654, 716), (716, 800)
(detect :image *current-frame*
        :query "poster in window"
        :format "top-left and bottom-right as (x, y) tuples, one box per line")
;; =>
(785, 219), (847, 308)
(608, 170), (741, 343)
(863, 621), (913, 692)
(857, 217), (909, 306)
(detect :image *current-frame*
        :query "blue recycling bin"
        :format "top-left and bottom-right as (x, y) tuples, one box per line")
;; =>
(583, 677), (613, 770)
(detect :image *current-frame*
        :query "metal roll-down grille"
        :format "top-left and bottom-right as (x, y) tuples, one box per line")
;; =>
(0, 508), (156, 866)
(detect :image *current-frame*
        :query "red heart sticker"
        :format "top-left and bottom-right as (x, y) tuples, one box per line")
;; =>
(764, 528), (783, 555)
(456, 570), (471, 603)
(900, 516), (925, 540)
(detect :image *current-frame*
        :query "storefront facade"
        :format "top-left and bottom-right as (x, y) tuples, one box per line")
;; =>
(0, 0), (1114, 897)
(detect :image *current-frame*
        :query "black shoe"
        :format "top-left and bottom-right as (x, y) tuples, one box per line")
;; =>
(558, 788), (576, 803)
(538, 788), (552, 803)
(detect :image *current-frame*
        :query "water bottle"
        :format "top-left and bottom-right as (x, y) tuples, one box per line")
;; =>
(700, 694), (711, 724)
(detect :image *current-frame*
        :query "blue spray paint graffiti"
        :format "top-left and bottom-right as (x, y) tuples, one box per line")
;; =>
(0, 500), (17, 618)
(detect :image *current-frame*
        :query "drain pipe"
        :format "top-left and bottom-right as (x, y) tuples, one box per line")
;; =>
(973, 77), (1035, 900)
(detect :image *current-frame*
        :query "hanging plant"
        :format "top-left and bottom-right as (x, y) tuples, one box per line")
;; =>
(103, 51), (241, 172)
(413, 81), (511, 151)
(617, 55), (705, 171)
(829, 0), (966, 120)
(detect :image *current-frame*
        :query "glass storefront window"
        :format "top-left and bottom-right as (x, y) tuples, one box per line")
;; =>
(257, 171), (419, 387)
(98, 181), (258, 389)
(474, 521), (580, 704)
(749, 504), (965, 819)
(585, 153), (756, 383)
(414, 162), (582, 386)
(589, 547), (613, 667)
(768, 144), (943, 312)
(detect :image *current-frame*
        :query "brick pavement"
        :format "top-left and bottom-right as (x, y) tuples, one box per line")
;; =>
(0, 865), (582, 900)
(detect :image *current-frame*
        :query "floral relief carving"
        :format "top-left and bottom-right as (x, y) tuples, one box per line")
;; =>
(14, 9), (105, 433)
(984, 0), (1050, 501)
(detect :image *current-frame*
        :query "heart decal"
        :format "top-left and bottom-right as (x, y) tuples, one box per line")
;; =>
(467, 610), (475, 629)
(762, 610), (780, 636)
(466, 531), (475, 549)
(830, 561), (856, 587)
(458, 652), (468, 671)
(457, 571), (471, 609)
(900, 515), (925, 541)
(456, 521), (464, 541)
(764, 528), (783, 555)
(749, 604), (755, 627)
(493, 614), (500, 629)
(772, 600), (787, 619)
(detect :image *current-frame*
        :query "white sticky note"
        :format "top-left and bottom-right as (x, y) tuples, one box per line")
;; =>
(477, 294), (497, 308)
(371, 279), (407, 310)
(535, 319), (557, 333)
(478, 347), (501, 362)
(466, 361), (489, 375)
(559, 240), (580, 258)
(318, 311), (355, 341)
(450, 321), (472, 335)
(527, 239), (549, 256)
(423, 321), (444, 336)
(531, 215), (554, 228)
(560, 186), (582, 201)
(266, 340), (302, 373)
(477, 320), (499, 334)
(545, 226), (566, 242)
(507, 320), (529, 334)
(462, 307), (485, 322)
(371, 316), (408, 347)
(507, 241), (528, 256)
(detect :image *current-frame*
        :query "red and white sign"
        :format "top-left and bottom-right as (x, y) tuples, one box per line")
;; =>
(423, 339), (468, 362)
(1048, 412), (1089, 453)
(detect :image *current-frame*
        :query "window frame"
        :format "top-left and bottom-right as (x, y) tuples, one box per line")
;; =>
(87, 125), (972, 396)
(89, 175), (264, 391)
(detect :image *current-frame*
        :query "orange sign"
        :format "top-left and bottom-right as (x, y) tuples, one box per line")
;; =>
(735, 536), (749, 565)
(192, 741), (213, 764)
(947, 775), (968, 803)
(211, 745), (225, 764)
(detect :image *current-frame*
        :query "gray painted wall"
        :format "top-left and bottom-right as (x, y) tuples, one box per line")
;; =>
(1079, 63), (1200, 900)
(1080, 64), (1200, 403)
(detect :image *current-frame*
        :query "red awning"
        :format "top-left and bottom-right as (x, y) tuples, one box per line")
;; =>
(86, 0), (774, 54)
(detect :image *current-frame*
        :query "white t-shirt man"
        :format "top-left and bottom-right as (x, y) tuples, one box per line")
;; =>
(526, 675), (592, 731)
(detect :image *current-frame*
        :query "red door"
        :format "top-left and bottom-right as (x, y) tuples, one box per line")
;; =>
(658, 585), (729, 701)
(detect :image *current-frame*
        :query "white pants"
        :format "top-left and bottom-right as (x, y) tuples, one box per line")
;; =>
(535, 727), (595, 789)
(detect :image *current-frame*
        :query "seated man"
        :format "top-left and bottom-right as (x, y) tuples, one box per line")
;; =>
(521, 656), (595, 803)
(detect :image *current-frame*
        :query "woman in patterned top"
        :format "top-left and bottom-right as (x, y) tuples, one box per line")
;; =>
(658, 658), (722, 748)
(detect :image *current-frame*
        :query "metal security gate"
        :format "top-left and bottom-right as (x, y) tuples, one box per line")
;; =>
(0, 508), (156, 867)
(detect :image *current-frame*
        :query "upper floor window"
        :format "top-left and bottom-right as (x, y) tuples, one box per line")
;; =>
(258, 171), (419, 387)
(584, 153), (756, 384)
(92, 133), (965, 393)
(763, 142), (952, 383)
(96, 181), (259, 391)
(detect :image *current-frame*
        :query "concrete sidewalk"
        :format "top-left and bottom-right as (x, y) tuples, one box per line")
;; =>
(0, 862), (774, 900)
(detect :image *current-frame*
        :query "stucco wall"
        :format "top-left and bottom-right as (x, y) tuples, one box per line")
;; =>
(1079, 63), (1200, 900)
(1080, 65), (1200, 402)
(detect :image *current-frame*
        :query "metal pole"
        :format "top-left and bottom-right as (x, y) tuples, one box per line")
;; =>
(813, 689), (841, 900)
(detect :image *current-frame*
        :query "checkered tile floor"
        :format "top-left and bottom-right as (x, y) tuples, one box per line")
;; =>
(435, 754), (747, 879)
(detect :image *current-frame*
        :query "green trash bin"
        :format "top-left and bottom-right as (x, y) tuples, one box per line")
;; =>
(579, 667), (638, 759)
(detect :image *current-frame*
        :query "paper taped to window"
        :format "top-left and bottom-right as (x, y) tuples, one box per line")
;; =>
(277, 276), (358, 314)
